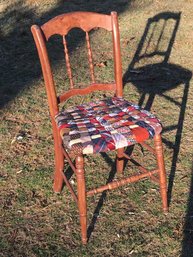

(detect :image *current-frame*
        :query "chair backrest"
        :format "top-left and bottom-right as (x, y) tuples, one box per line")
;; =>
(31, 11), (122, 118)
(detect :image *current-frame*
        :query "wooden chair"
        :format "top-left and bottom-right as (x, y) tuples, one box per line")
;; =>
(31, 11), (168, 244)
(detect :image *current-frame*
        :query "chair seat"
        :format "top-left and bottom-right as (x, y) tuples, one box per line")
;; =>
(55, 97), (162, 155)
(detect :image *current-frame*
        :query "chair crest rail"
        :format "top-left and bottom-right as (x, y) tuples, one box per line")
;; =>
(41, 12), (112, 40)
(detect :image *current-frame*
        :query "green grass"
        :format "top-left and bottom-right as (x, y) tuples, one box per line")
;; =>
(1, 0), (193, 256)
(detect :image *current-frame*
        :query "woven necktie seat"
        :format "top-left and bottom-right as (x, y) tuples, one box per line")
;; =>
(55, 97), (162, 156)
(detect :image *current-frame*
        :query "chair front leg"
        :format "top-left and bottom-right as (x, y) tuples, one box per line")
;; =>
(76, 155), (87, 244)
(154, 134), (168, 212)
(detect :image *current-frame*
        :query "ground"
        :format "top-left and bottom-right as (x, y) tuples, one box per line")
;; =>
(0, 0), (193, 256)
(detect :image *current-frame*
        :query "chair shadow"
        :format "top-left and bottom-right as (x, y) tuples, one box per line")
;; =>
(0, 0), (132, 109)
(123, 11), (192, 206)
(181, 161), (193, 257)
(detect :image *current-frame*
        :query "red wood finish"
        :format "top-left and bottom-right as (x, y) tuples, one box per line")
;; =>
(63, 36), (74, 89)
(140, 142), (156, 155)
(154, 134), (168, 212)
(58, 83), (116, 103)
(116, 148), (125, 174)
(52, 119), (64, 192)
(41, 12), (112, 40)
(87, 169), (158, 197)
(76, 156), (87, 244)
(86, 32), (95, 83)
(31, 25), (58, 119)
(111, 12), (123, 97)
(31, 11), (168, 244)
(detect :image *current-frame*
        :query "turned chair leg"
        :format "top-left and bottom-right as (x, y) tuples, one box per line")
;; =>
(154, 134), (168, 212)
(76, 155), (87, 244)
(53, 133), (64, 193)
(117, 148), (125, 174)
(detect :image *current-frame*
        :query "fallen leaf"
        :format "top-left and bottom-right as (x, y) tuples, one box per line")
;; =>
(95, 61), (107, 68)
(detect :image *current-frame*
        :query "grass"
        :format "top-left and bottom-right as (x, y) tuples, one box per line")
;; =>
(1, 0), (193, 256)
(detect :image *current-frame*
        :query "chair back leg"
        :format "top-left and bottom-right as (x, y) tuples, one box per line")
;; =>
(154, 134), (168, 212)
(53, 124), (64, 193)
(116, 148), (125, 174)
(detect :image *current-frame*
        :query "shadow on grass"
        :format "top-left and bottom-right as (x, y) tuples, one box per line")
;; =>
(0, 0), (132, 108)
(123, 11), (192, 206)
(181, 161), (193, 257)
(87, 145), (134, 240)
(87, 152), (117, 241)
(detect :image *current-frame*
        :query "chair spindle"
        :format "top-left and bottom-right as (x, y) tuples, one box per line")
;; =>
(63, 35), (74, 89)
(86, 32), (95, 83)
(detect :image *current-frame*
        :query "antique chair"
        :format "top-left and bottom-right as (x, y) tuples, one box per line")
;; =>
(31, 11), (168, 244)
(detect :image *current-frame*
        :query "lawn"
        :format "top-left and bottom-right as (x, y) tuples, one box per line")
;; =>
(0, 0), (193, 256)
